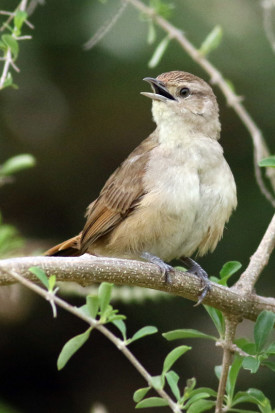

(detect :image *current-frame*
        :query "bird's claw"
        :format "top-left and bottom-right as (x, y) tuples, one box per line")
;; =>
(180, 257), (211, 305)
(141, 252), (174, 283)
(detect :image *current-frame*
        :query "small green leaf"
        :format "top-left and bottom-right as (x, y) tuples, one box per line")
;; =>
(225, 79), (236, 93)
(259, 156), (275, 168)
(187, 387), (217, 399)
(98, 282), (113, 314)
(165, 370), (180, 400)
(148, 35), (170, 68)
(254, 311), (275, 353)
(247, 388), (270, 405)
(0, 154), (36, 176)
(48, 275), (56, 291)
(2, 34), (19, 59)
(266, 342), (275, 354)
(147, 20), (156, 44)
(86, 295), (99, 318)
(29, 266), (49, 289)
(163, 345), (191, 374)
(150, 375), (164, 390)
(186, 399), (215, 413)
(163, 329), (217, 341)
(184, 393), (211, 409)
(199, 25), (223, 56)
(242, 356), (260, 373)
(226, 357), (243, 400)
(133, 387), (150, 403)
(128, 326), (158, 344)
(262, 360), (275, 372)
(112, 319), (127, 340)
(136, 397), (168, 408)
(14, 10), (28, 32)
(219, 261), (242, 279)
(57, 328), (92, 370)
(204, 306), (225, 337)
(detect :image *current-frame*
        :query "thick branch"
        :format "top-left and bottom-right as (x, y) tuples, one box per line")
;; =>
(1, 255), (275, 321)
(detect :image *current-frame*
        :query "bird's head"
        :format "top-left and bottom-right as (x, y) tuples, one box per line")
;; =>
(141, 71), (221, 139)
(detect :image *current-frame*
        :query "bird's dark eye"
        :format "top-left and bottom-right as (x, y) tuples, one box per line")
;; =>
(180, 87), (190, 98)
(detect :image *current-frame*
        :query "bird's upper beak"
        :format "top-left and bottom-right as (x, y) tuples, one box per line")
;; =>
(141, 77), (176, 102)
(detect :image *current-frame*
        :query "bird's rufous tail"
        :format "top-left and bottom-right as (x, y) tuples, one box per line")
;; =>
(45, 235), (81, 257)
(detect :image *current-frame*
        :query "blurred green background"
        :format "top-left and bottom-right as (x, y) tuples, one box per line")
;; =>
(0, 0), (275, 412)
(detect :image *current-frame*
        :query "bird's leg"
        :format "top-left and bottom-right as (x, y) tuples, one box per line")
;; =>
(141, 252), (174, 283)
(180, 256), (211, 305)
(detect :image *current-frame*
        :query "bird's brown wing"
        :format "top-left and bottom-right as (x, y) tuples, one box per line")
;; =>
(80, 133), (158, 252)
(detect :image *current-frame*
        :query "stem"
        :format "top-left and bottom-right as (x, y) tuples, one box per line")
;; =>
(215, 316), (238, 413)
(233, 212), (275, 293)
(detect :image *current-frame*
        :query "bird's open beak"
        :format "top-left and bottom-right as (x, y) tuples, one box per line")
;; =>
(141, 77), (176, 102)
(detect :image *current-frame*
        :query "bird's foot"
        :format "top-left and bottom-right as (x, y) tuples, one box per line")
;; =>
(141, 252), (174, 283)
(180, 257), (211, 306)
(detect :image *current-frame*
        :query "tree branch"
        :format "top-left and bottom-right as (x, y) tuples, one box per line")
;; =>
(233, 213), (275, 293)
(1, 255), (275, 322)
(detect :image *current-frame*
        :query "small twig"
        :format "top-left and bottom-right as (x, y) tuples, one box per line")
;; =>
(215, 316), (239, 413)
(7, 268), (180, 413)
(83, 0), (128, 50)
(233, 213), (275, 294)
(126, 0), (275, 207)
(216, 341), (251, 358)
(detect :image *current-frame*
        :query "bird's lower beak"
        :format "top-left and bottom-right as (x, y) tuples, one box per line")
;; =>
(141, 77), (176, 102)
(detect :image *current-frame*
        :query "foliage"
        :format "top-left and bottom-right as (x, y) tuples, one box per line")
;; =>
(30, 268), (275, 412)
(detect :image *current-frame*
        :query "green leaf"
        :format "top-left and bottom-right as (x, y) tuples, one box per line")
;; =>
(0, 154), (36, 176)
(48, 275), (56, 291)
(165, 370), (180, 400)
(259, 156), (275, 168)
(86, 295), (99, 318)
(1, 34), (19, 59)
(133, 387), (150, 403)
(163, 345), (191, 374)
(148, 35), (170, 68)
(226, 357), (243, 400)
(150, 375), (164, 390)
(14, 10), (28, 32)
(199, 25), (223, 56)
(254, 310), (275, 353)
(266, 342), (275, 354)
(219, 261), (242, 282)
(111, 319), (127, 340)
(187, 388), (217, 399)
(2, 72), (14, 89)
(163, 329), (217, 341)
(147, 20), (156, 44)
(98, 282), (113, 314)
(185, 393), (211, 409)
(128, 326), (158, 344)
(57, 328), (92, 370)
(261, 360), (275, 372)
(247, 388), (271, 406)
(242, 356), (260, 373)
(136, 397), (168, 408)
(204, 305), (225, 337)
(186, 399), (215, 413)
(29, 266), (49, 289)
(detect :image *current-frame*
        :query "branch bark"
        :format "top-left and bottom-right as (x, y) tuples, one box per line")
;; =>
(1, 255), (275, 322)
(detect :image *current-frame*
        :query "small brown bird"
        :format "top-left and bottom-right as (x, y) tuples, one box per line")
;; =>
(46, 71), (237, 303)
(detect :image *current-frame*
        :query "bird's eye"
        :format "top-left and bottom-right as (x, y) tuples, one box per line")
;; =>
(180, 87), (190, 98)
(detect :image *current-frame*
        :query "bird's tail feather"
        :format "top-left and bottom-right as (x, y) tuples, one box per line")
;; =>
(45, 235), (81, 257)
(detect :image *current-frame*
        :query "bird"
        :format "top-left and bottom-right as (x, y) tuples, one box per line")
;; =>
(45, 70), (237, 303)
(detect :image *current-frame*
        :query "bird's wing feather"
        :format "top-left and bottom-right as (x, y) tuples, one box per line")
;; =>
(80, 133), (158, 252)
